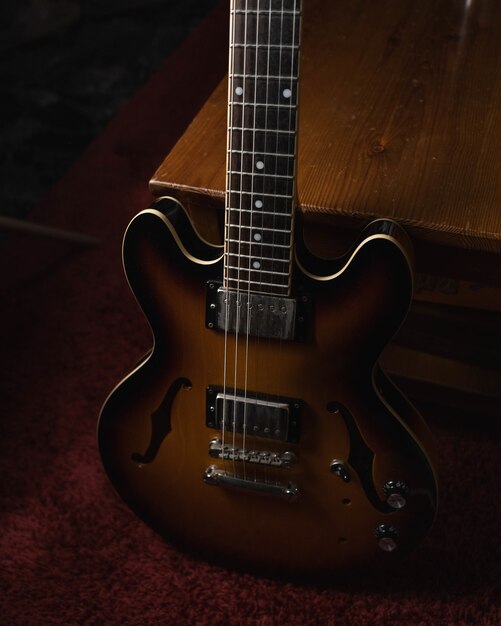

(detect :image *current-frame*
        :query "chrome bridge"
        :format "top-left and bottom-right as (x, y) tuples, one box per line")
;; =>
(204, 466), (299, 501)
(209, 438), (296, 469)
(205, 284), (311, 342)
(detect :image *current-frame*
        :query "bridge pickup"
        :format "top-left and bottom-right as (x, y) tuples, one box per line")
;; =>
(204, 466), (299, 500)
(205, 285), (311, 341)
(206, 386), (302, 443)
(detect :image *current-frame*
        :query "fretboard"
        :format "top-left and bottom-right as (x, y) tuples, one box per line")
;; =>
(225, 0), (302, 296)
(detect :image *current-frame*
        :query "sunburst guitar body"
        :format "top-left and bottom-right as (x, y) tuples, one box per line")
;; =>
(98, 197), (438, 577)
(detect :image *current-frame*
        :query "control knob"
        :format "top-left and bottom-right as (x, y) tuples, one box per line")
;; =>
(383, 480), (409, 509)
(329, 459), (351, 482)
(374, 524), (399, 552)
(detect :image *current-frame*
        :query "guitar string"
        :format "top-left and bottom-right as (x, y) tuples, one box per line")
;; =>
(246, 0), (284, 480)
(257, 0), (278, 487)
(278, 0), (299, 479)
(280, 0), (299, 395)
(221, 0), (239, 475)
(226, 1), (296, 481)
(230, 0), (251, 478)
(270, 0), (287, 487)
(241, 0), (262, 481)
(288, 0), (299, 256)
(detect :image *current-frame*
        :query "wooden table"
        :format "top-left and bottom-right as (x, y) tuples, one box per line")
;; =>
(149, 0), (501, 414)
(151, 0), (501, 287)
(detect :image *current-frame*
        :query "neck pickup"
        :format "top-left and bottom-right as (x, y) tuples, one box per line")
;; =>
(205, 284), (311, 342)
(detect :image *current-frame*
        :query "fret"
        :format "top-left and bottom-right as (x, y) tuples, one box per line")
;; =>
(226, 239), (290, 249)
(227, 230), (291, 248)
(228, 148), (294, 158)
(226, 192), (293, 213)
(228, 220), (291, 234)
(228, 147), (296, 160)
(226, 262), (290, 276)
(227, 240), (289, 254)
(228, 168), (294, 178)
(227, 190), (293, 202)
(227, 207), (293, 218)
(230, 130), (295, 155)
(232, 12), (301, 47)
(228, 102), (297, 109)
(225, 224), (292, 247)
(226, 263), (289, 274)
(226, 274), (290, 288)
(227, 246), (290, 255)
(229, 174), (294, 196)
(231, 40), (300, 56)
(226, 230), (293, 243)
(229, 126), (294, 133)
(232, 74), (298, 81)
(226, 253), (289, 263)
(230, 43), (301, 53)
(231, 44), (299, 50)
(225, 281), (289, 295)
(227, 208), (293, 218)
(226, 265), (289, 276)
(227, 224), (292, 234)
(229, 105), (297, 133)
(233, 0), (300, 10)
(226, 260), (291, 274)
(226, 212), (292, 232)
(227, 265), (292, 279)
(227, 266), (291, 282)
(225, 238), (290, 250)
(228, 148), (296, 160)
(231, 48), (298, 78)
(229, 78), (297, 104)
(228, 170), (294, 180)
(226, 207), (292, 218)
(231, 10), (300, 15)
(229, 153), (295, 178)
(225, 277), (289, 291)
(227, 244), (290, 255)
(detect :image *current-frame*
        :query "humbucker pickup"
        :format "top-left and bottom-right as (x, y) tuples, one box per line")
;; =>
(206, 386), (302, 443)
(205, 284), (311, 341)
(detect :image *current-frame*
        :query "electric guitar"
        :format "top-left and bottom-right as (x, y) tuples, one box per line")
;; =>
(98, 0), (438, 577)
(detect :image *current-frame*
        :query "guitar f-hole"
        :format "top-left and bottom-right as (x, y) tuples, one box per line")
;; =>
(131, 377), (191, 465)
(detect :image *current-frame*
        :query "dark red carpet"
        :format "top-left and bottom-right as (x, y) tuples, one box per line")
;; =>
(1, 4), (500, 624)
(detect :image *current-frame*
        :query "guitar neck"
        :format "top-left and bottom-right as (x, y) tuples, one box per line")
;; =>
(224, 0), (303, 296)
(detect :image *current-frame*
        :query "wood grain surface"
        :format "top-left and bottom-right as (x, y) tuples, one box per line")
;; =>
(151, 0), (501, 283)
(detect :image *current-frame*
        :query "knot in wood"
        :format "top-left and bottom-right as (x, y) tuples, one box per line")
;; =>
(371, 141), (386, 154)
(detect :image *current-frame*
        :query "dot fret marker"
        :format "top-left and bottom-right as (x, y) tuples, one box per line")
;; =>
(235, 86), (243, 96)
(256, 160), (264, 170)
(255, 200), (263, 208)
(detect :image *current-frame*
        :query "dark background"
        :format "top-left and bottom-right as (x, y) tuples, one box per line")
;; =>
(0, 0), (219, 222)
